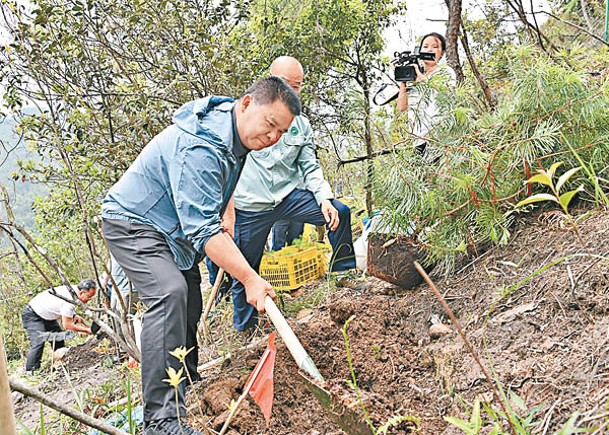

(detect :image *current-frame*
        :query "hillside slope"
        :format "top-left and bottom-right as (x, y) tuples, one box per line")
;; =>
(11, 209), (609, 434)
(197, 209), (609, 434)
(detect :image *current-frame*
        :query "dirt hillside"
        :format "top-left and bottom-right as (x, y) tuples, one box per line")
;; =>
(12, 210), (609, 434)
(194, 210), (609, 434)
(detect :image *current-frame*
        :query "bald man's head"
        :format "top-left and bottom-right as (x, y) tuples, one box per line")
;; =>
(270, 56), (304, 94)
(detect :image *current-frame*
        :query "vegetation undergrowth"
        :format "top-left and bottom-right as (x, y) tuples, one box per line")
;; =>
(374, 45), (609, 274)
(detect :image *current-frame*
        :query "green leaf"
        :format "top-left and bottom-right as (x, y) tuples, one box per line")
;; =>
(488, 424), (502, 435)
(508, 390), (526, 412)
(555, 167), (581, 193)
(516, 193), (558, 207)
(527, 172), (553, 187)
(40, 402), (46, 435)
(554, 412), (595, 434)
(547, 161), (563, 178)
(471, 399), (482, 431)
(444, 416), (475, 433)
(558, 186), (584, 210)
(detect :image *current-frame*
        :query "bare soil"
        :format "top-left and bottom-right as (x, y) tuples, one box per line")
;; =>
(192, 210), (609, 434)
(13, 209), (609, 434)
(13, 337), (132, 432)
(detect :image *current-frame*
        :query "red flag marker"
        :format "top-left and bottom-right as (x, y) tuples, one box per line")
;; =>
(247, 332), (277, 426)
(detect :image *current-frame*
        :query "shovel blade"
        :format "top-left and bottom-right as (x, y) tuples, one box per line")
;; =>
(299, 373), (374, 435)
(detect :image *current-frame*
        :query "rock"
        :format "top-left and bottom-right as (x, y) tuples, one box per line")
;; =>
(429, 323), (453, 338)
(53, 347), (69, 362)
(490, 302), (537, 324)
(297, 309), (314, 322)
(11, 391), (24, 404)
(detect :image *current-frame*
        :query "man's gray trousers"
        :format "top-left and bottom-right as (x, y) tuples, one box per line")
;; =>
(102, 218), (202, 422)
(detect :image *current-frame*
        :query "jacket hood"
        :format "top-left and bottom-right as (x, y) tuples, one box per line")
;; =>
(172, 96), (235, 138)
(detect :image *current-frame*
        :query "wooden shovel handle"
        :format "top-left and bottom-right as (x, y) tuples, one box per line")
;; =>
(199, 268), (225, 343)
(264, 296), (324, 382)
(203, 268), (225, 321)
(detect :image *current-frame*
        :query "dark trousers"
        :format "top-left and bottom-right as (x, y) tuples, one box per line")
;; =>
(209, 188), (355, 331)
(102, 218), (202, 422)
(271, 220), (305, 251)
(22, 305), (65, 371)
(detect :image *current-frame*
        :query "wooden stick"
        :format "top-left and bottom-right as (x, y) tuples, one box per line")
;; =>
(414, 262), (516, 435)
(8, 377), (129, 435)
(264, 296), (323, 382)
(104, 392), (141, 410)
(0, 335), (16, 435)
(217, 348), (271, 435)
(196, 336), (267, 373)
(199, 268), (225, 342)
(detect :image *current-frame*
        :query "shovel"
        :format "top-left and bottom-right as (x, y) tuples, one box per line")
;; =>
(264, 296), (374, 435)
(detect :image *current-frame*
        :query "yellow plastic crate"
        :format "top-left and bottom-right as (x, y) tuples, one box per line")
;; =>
(260, 247), (326, 291)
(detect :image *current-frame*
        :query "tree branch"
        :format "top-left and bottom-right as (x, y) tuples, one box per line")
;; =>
(9, 377), (129, 435)
(338, 145), (407, 166)
(540, 10), (609, 47)
(460, 22), (497, 109)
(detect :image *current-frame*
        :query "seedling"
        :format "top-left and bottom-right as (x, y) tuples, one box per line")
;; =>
(371, 345), (382, 361)
(162, 367), (186, 432)
(516, 162), (585, 245)
(444, 398), (483, 434)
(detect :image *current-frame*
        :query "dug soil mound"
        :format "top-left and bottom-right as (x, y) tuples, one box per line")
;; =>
(194, 210), (609, 434)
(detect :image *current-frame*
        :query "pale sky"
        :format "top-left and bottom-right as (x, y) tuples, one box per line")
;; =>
(385, 0), (551, 57)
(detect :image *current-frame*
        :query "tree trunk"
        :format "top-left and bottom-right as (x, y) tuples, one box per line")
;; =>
(362, 72), (374, 216)
(9, 377), (129, 435)
(444, 0), (464, 82)
(460, 23), (497, 109)
(0, 335), (16, 435)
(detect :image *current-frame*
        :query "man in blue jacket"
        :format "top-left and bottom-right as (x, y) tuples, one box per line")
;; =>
(101, 77), (300, 435)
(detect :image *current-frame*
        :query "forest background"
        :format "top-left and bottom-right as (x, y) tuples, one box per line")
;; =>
(0, 0), (608, 371)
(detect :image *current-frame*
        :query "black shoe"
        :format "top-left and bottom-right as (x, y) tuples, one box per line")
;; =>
(144, 418), (202, 435)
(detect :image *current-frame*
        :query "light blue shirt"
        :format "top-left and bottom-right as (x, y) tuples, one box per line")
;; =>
(234, 115), (333, 212)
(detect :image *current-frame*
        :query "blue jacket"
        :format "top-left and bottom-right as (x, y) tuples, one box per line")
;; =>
(102, 96), (243, 270)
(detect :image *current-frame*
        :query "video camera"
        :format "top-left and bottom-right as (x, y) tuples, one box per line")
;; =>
(394, 47), (436, 82)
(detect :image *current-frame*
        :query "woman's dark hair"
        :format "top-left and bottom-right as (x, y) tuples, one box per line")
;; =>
(420, 32), (447, 52)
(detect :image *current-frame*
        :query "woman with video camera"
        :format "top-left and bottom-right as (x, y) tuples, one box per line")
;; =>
(397, 32), (456, 161)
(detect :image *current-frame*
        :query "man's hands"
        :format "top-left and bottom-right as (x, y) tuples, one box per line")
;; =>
(242, 273), (276, 314)
(63, 314), (93, 335)
(205, 231), (276, 313)
(321, 199), (339, 231)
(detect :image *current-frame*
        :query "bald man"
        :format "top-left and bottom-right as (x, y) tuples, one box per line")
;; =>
(208, 56), (355, 332)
